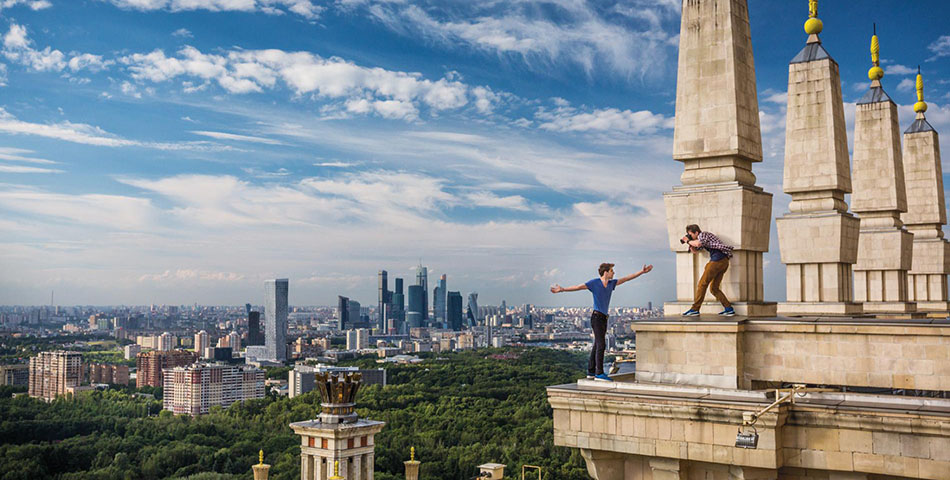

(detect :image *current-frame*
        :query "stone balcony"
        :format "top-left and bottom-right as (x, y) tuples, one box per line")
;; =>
(547, 318), (950, 480)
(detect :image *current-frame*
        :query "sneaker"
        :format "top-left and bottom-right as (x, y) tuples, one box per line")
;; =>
(682, 309), (700, 316)
(719, 307), (736, 316)
(586, 375), (595, 380)
(594, 374), (613, 382)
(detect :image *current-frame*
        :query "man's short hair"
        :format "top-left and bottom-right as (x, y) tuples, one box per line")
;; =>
(686, 224), (702, 234)
(599, 263), (615, 276)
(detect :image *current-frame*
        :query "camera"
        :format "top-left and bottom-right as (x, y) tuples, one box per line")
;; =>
(680, 235), (689, 244)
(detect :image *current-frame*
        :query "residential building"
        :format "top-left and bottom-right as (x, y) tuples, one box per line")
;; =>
(287, 364), (386, 398)
(136, 350), (198, 388)
(194, 330), (210, 356)
(28, 351), (82, 401)
(0, 364), (29, 387)
(86, 363), (130, 385)
(163, 363), (265, 415)
(123, 344), (141, 360)
(158, 332), (175, 351)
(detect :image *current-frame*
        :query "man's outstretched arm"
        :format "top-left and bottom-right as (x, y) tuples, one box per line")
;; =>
(616, 265), (653, 286)
(551, 284), (587, 293)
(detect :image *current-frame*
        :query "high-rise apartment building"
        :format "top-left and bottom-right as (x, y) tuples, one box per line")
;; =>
(228, 332), (241, 352)
(123, 344), (141, 360)
(136, 350), (198, 388)
(264, 278), (289, 363)
(158, 332), (175, 351)
(0, 364), (29, 387)
(163, 363), (265, 415)
(407, 285), (425, 329)
(447, 291), (463, 331)
(194, 330), (210, 356)
(247, 311), (263, 345)
(86, 363), (130, 385)
(28, 351), (82, 401)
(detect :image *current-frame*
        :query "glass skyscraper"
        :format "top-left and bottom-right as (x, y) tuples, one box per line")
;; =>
(264, 278), (288, 363)
(407, 284), (425, 329)
(416, 264), (428, 321)
(466, 292), (478, 327)
(447, 291), (463, 331)
(377, 270), (389, 332)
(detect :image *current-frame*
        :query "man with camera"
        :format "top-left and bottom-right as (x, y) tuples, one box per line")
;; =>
(680, 224), (735, 317)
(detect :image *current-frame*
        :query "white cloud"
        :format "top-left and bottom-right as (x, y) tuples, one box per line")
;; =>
(171, 28), (193, 38)
(108, 0), (323, 20)
(2, 23), (112, 74)
(121, 46), (483, 120)
(191, 130), (284, 145)
(0, 107), (231, 151)
(885, 64), (917, 75)
(314, 161), (353, 168)
(138, 269), (246, 283)
(0, 188), (157, 228)
(0, 146), (58, 164)
(535, 104), (672, 135)
(0, 63), (6, 86)
(356, 0), (680, 79)
(0, 0), (50, 11)
(464, 191), (532, 212)
(897, 78), (916, 93)
(0, 164), (63, 173)
(928, 35), (950, 61)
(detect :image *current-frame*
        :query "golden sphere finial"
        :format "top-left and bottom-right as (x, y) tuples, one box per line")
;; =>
(411, 446), (416, 461)
(259, 449), (264, 466)
(868, 25), (883, 81)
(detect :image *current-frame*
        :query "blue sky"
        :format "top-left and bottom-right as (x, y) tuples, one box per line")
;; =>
(0, 0), (949, 307)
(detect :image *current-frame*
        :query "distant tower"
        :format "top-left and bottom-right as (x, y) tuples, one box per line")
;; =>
(290, 372), (385, 480)
(662, 0), (775, 316)
(248, 311), (262, 345)
(466, 293), (479, 326)
(377, 270), (388, 332)
(392, 278), (405, 332)
(416, 264), (428, 322)
(404, 447), (420, 480)
(264, 279), (289, 362)
(851, 28), (915, 313)
(338, 296), (350, 330)
(194, 330), (209, 356)
(407, 285), (425, 329)
(901, 68), (950, 311)
(447, 291), (463, 331)
(436, 274), (447, 324)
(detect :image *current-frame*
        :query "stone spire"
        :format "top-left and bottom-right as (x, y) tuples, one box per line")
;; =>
(663, 0), (775, 316)
(252, 449), (270, 480)
(776, 0), (861, 316)
(851, 28), (915, 313)
(404, 446), (421, 480)
(901, 68), (949, 311)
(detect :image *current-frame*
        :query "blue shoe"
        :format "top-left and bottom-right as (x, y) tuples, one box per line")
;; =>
(719, 307), (736, 316)
(594, 374), (613, 382)
(682, 309), (700, 316)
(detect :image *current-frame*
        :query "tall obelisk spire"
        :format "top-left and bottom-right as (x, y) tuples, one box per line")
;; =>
(663, 0), (775, 316)
(851, 27), (915, 314)
(901, 68), (950, 311)
(776, 0), (861, 315)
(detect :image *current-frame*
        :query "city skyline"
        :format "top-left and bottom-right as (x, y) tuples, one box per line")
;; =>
(1, 2), (949, 307)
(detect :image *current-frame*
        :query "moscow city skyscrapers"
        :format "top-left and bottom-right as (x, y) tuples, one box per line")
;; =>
(447, 291), (463, 331)
(407, 284), (425, 328)
(377, 270), (389, 332)
(264, 278), (288, 363)
(466, 292), (479, 326)
(416, 264), (428, 321)
(434, 274), (447, 325)
(392, 277), (405, 331)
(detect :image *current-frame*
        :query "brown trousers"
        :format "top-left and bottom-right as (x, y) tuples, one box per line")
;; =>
(691, 259), (732, 310)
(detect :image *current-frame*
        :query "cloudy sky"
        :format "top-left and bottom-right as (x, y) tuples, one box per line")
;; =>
(1, 0), (949, 307)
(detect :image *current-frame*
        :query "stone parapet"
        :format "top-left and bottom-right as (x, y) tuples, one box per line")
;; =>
(632, 319), (950, 391)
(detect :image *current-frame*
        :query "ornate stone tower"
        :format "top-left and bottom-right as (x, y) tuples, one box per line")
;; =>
(663, 0), (775, 317)
(776, 0), (861, 316)
(290, 372), (385, 480)
(404, 447), (420, 480)
(902, 68), (950, 311)
(851, 28), (916, 313)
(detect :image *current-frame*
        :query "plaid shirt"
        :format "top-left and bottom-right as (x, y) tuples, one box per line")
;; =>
(697, 232), (733, 258)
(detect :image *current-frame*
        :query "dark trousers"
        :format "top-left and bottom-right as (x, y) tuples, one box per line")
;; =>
(588, 311), (608, 376)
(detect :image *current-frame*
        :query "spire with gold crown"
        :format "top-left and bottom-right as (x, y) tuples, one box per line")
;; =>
(329, 460), (344, 480)
(252, 449), (270, 480)
(791, 0), (832, 63)
(906, 66), (934, 133)
(858, 24), (892, 105)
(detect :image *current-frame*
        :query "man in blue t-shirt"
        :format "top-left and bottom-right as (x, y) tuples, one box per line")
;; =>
(551, 262), (653, 381)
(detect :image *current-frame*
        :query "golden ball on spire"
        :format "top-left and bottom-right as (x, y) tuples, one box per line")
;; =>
(868, 66), (884, 81)
(804, 18), (823, 35)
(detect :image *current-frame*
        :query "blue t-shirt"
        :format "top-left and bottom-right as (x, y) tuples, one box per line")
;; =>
(586, 278), (617, 315)
(708, 248), (726, 262)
